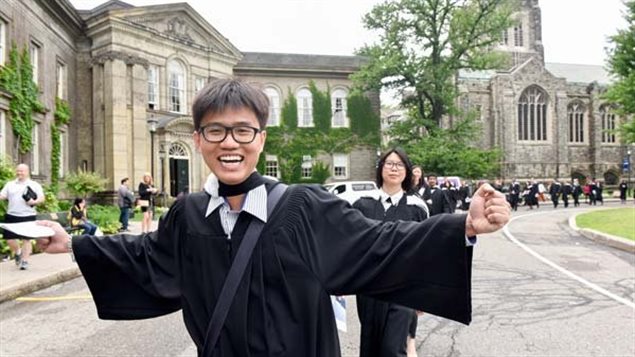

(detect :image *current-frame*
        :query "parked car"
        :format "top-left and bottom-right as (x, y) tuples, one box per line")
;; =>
(323, 181), (380, 204)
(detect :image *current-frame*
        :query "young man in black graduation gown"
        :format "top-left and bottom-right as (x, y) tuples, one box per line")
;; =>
(422, 175), (452, 216)
(38, 79), (511, 357)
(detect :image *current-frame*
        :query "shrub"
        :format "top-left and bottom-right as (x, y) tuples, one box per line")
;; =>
(64, 169), (107, 198)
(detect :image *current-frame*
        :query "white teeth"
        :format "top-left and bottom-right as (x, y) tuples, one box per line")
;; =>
(219, 155), (243, 162)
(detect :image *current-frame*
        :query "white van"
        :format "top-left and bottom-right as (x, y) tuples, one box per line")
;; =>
(323, 181), (380, 205)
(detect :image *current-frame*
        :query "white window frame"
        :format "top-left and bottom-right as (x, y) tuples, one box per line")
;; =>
(333, 153), (349, 179)
(514, 24), (524, 47)
(331, 88), (348, 128)
(567, 102), (585, 143)
(32, 123), (40, 175)
(148, 65), (159, 109)
(29, 42), (40, 85)
(517, 86), (548, 142)
(265, 154), (279, 178)
(168, 60), (186, 113)
(301, 155), (312, 178)
(264, 87), (280, 127)
(56, 61), (66, 99)
(297, 88), (313, 127)
(0, 110), (6, 158)
(0, 19), (6, 66)
(59, 131), (67, 177)
(194, 76), (206, 94)
(600, 106), (617, 143)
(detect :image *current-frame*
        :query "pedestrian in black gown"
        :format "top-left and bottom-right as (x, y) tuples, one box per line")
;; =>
(353, 148), (429, 357)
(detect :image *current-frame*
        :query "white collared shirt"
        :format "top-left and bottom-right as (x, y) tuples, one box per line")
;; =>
(379, 189), (404, 211)
(204, 174), (268, 239)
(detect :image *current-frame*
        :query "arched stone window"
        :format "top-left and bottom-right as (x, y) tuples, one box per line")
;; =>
(167, 60), (186, 113)
(296, 88), (313, 127)
(331, 88), (348, 128)
(264, 87), (280, 127)
(599, 104), (617, 143)
(517, 86), (548, 141)
(567, 101), (585, 143)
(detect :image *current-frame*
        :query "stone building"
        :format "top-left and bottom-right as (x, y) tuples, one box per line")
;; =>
(0, 0), (376, 200)
(455, 0), (630, 184)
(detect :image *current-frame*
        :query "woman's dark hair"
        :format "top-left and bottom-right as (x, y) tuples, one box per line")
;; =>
(192, 78), (270, 130)
(375, 147), (414, 192)
(411, 164), (425, 189)
(73, 198), (84, 206)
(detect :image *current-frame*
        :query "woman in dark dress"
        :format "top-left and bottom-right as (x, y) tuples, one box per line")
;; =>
(353, 148), (429, 357)
(138, 173), (158, 233)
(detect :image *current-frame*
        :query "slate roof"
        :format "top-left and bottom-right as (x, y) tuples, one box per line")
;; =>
(236, 52), (366, 72)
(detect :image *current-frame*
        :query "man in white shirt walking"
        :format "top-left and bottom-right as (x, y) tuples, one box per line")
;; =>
(0, 163), (45, 270)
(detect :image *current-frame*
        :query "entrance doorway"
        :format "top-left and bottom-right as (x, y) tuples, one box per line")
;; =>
(168, 143), (189, 197)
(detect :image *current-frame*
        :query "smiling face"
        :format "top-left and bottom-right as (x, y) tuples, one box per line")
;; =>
(193, 107), (266, 185)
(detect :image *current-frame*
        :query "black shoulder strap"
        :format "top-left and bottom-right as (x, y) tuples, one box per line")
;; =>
(201, 183), (288, 356)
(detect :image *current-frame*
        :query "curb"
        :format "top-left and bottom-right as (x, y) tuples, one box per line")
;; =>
(568, 213), (635, 254)
(0, 266), (81, 303)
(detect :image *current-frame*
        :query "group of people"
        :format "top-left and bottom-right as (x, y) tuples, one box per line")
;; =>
(117, 174), (158, 234)
(0, 162), (160, 270)
(500, 177), (631, 211)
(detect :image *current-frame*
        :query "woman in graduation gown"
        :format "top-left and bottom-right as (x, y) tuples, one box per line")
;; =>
(36, 78), (510, 357)
(353, 148), (430, 357)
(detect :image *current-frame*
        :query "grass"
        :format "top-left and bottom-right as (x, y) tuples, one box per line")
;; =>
(576, 207), (635, 241)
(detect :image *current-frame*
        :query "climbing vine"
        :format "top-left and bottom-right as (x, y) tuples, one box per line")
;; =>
(258, 83), (380, 184)
(50, 97), (71, 193)
(0, 43), (44, 154)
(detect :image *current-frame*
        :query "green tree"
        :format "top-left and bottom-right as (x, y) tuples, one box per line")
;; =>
(605, 0), (635, 144)
(353, 0), (515, 128)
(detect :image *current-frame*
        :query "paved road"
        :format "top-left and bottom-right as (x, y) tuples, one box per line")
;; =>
(1, 203), (633, 356)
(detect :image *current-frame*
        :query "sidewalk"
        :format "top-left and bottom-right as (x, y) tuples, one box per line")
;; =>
(0, 220), (157, 303)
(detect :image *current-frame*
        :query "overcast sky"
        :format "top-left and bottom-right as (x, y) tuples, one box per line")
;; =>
(69, 0), (627, 66)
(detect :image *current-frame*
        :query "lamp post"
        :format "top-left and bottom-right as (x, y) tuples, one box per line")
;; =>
(159, 143), (166, 206)
(148, 115), (158, 180)
(628, 149), (632, 198)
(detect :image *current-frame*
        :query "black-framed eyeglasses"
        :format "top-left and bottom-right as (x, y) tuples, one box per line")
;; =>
(198, 123), (262, 144)
(384, 161), (406, 170)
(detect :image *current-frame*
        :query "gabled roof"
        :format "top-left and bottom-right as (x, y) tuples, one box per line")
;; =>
(236, 52), (366, 73)
(80, 1), (242, 59)
(545, 62), (612, 85)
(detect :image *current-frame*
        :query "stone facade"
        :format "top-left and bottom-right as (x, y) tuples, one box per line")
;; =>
(455, 0), (630, 184)
(0, 0), (377, 200)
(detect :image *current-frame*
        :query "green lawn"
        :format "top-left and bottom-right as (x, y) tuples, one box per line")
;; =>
(576, 207), (635, 241)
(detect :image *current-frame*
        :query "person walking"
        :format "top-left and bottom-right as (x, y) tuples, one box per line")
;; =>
(138, 173), (158, 233)
(549, 179), (561, 208)
(561, 181), (572, 208)
(37, 78), (510, 357)
(422, 175), (452, 216)
(118, 177), (135, 232)
(353, 148), (429, 357)
(0, 163), (45, 270)
(619, 180), (628, 204)
(572, 178), (582, 207)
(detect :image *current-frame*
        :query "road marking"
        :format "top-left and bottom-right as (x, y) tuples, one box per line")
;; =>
(16, 295), (93, 302)
(503, 210), (635, 309)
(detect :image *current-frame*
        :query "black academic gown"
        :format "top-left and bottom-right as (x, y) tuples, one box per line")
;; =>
(422, 186), (451, 216)
(353, 195), (428, 357)
(73, 183), (473, 357)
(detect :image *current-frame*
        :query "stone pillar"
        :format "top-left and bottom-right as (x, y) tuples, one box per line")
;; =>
(104, 59), (130, 191)
(131, 63), (150, 186)
(92, 63), (105, 176)
(555, 91), (569, 179)
(502, 88), (516, 179)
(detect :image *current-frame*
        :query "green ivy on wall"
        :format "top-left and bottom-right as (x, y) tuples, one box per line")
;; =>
(0, 43), (44, 154)
(348, 90), (380, 146)
(258, 83), (380, 184)
(309, 81), (331, 133)
(50, 97), (71, 193)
